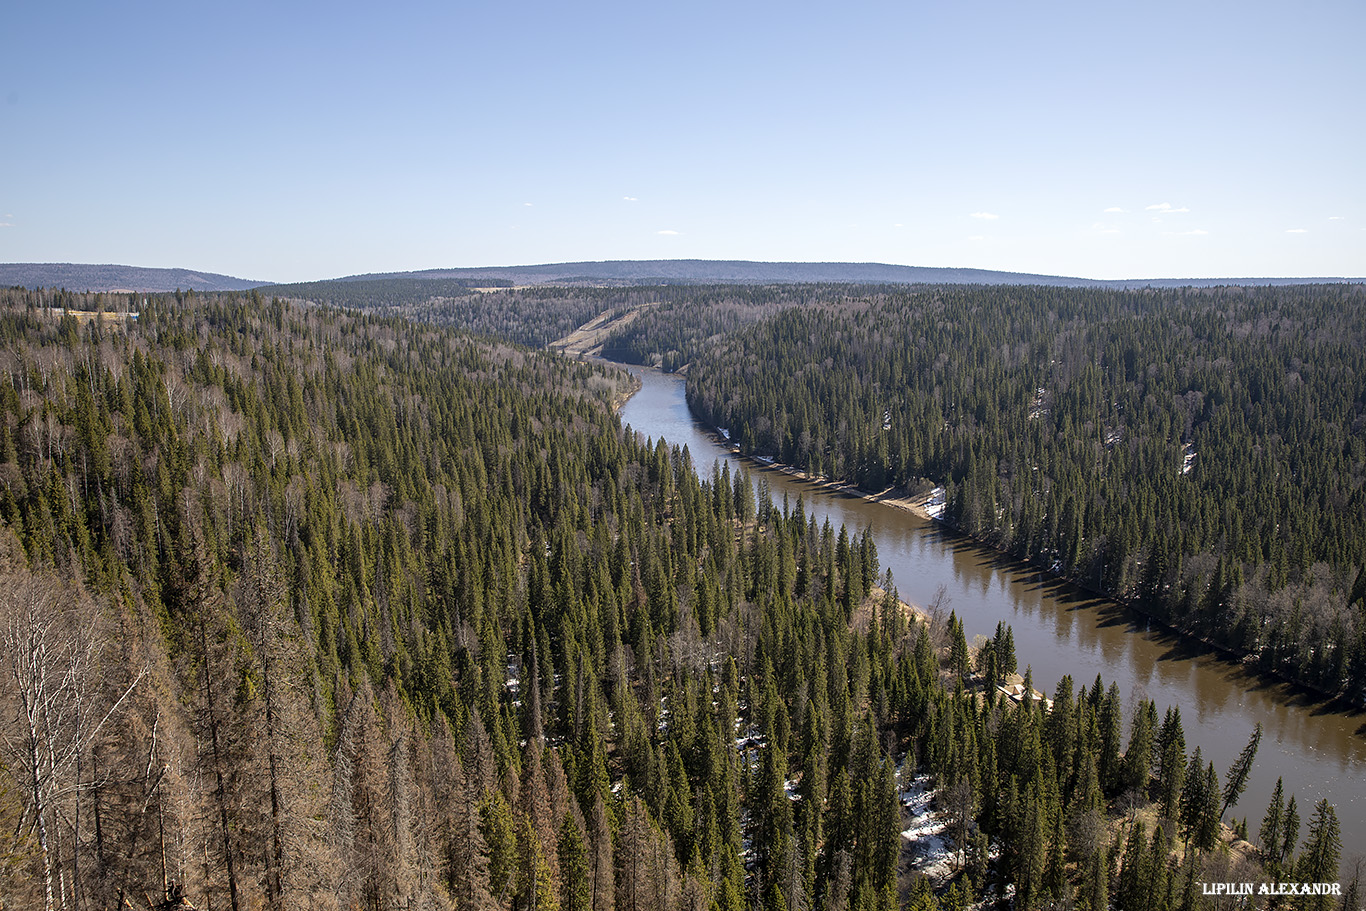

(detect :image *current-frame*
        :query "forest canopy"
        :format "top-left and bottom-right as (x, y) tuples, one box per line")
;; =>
(0, 286), (1348, 911)
(680, 284), (1366, 700)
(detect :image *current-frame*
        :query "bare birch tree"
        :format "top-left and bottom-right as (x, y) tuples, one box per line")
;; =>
(0, 568), (142, 911)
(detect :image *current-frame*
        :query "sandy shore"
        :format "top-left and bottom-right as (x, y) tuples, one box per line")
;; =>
(868, 586), (934, 627)
(757, 462), (937, 521)
(608, 370), (642, 414)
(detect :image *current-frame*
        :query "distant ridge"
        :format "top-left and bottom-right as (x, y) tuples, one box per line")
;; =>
(0, 263), (266, 292)
(325, 259), (1362, 289)
(6, 260), (1359, 294)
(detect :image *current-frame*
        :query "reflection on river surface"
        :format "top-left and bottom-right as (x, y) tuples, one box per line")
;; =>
(619, 365), (1365, 868)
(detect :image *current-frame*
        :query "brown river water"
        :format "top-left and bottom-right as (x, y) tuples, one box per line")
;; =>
(619, 365), (1365, 872)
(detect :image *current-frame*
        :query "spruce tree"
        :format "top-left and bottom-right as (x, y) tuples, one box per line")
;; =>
(1220, 722), (1261, 820)
(1297, 799), (1340, 911)
(1258, 777), (1285, 869)
(1281, 794), (1301, 869)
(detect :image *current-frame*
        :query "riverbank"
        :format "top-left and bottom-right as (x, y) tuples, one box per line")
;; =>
(763, 463), (937, 521)
(710, 423), (1362, 712)
(611, 363), (1331, 699)
(621, 364), (1356, 702)
(867, 585), (932, 628)
(927, 506), (1366, 713)
(609, 369), (642, 414)
(613, 360), (1366, 872)
(592, 361), (938, 518)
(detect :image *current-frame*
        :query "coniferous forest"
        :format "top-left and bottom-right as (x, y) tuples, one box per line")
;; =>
(680, 285), (1366, 702)
(0, 285), (1353, 911)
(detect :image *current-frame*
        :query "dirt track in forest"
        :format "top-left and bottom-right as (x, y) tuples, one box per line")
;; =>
(547, 302), (657, 359)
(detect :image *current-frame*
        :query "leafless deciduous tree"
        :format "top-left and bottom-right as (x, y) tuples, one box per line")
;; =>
(0, 567), (142, 911)
(237, 522), (333, 910)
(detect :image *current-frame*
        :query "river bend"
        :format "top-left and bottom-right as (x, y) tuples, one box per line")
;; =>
(619, 365), (1365, 865)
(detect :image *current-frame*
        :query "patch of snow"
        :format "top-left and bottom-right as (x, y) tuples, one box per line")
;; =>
(899, 773), (956, 880)
(923, 486), (947, 520)
(899, 773), (936, 816)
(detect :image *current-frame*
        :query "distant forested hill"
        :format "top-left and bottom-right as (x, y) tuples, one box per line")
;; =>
(263, 265), (1366, 361)
(283, 282), (847, 353)
(10, 258), (1358, 299)
(260, 277), (610, 349)
(0, 262), (265, 292)
(323, 259), (1363, 288)
(331, 259), (1101, 287)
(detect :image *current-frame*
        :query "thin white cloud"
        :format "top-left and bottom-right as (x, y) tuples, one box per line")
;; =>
(524, 202), (533, 207)
(970, 212), (999, 220)
(1091, 222), (1121, 235)
(657, 229), (680, 235)
(1328, 216), (1345, 221)
(623, 196), (638, 202)
(1103, 207), (1127, 214)
(968, 235), (986, 241)
(1146, 202), (1190, 213)
(1165, 229), (1209, 236)
(0, 223), (12, 228)
(1286, 228), (1308, 234)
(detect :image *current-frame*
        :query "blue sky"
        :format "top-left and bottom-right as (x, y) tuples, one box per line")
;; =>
(2, 0), (1362, 283)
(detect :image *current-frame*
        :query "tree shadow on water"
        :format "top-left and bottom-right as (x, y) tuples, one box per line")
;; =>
(907, 517), (1366, 735)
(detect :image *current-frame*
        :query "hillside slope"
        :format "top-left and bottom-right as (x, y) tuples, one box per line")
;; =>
(328, 259), (1363, 288)
(0, 262), (266, 291)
